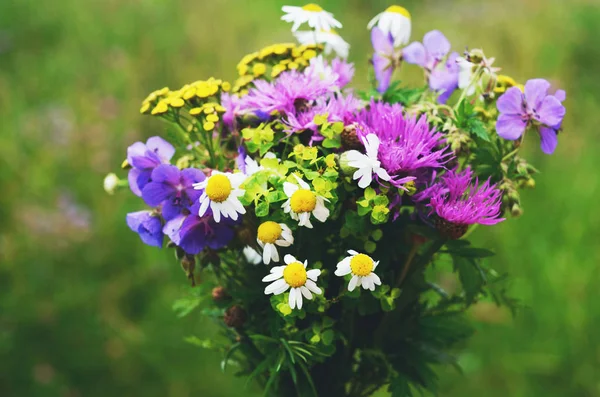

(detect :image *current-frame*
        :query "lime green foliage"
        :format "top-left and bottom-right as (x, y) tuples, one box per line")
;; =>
(0, 1), (598, 397)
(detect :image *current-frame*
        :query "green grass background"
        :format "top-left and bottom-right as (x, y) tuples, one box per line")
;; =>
(0, 0), (598, 396)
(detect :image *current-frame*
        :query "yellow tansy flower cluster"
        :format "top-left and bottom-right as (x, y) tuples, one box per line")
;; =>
(140, 78), (231, 117)
(189, 101), (226, 131)
(232, 43), (323, 95)
(494, 75), (524, 95)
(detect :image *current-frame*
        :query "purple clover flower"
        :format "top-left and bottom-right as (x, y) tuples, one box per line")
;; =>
(403, 30), (460, 104)
(164, 202), (236, 255)
(127, 137), (175, 196)
(305, 56), (355, 90)
(141, 164), (206, 221)
(496, 78), (566, 154)
(126, 210), (164, 248)
(356, 100), (451, 185)
(422, 167), (504, 234)
(237, 70), (332, 116)
(371, 26), (400, 93)
(285, 93), (361, 137)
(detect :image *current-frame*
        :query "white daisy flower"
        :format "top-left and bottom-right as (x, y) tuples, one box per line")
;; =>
(281, 174), (330, 228)
(243, 246), (262, 265)
(194, 171), (246, 222)
(294, 29), (350, 58)
(344, 134), (390, 189)
(256, 221), (294, 264)
(263, 254), (322, 310)
(281, 3), (342, 32)
(367, 5), (411, 47)
(335, 250), (382, 292)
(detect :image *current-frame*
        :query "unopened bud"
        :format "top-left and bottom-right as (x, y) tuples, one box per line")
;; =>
(339, 151), (359, 177)
(340, 124), (363, 151)
(121, 159), (131, 169)
(510, 203), (523, 217)
(212, 286), (230, 302)
(103, 173), (119, 195)
(224, 305), (247, 329)
(525, 178), (535, 188)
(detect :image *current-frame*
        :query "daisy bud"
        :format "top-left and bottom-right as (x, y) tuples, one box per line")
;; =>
(212, 286), (230, 302)
(224, 305), (247, 329)
(103, 173), (120, 195)
(339, 151), (359, 176)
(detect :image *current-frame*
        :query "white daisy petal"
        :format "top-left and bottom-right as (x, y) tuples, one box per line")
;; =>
(300, 286), (313, 300)
(263, 244), (272, 265)
(305, 280), (322, 295)
(284, 254), (296, 265)
(348, 275), (359, 292)
(306, 269), (321, 281)
(361, 277), (370, 290)
(283, 182), (298, 197)
(262, 271), (281, 282)
(289, 288), (297, 309)
(296, 289), (303, 309)
(265, 278), (286, 294)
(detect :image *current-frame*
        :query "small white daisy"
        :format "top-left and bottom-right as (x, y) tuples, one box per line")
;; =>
(367, 5), (411, 47)
(263, 254), (322, 310)
(243, 246), (262, 265)
(256, 221), (294, 264)
(335, 250), (382, 292)
(194, 171), (246, 222)
(343, 134), (390, 189)
(281, 3), (342, 32)
(294, 29), (350, 58)
(281, 174), (330, 228)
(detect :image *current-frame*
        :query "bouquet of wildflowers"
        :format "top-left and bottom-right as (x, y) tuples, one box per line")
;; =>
(105, 3), (567, 396)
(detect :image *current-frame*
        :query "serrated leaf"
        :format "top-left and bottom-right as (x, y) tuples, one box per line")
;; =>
(452, 255), (485, 304)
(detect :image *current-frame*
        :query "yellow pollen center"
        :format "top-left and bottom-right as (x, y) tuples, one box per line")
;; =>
(386, 5), (411, 18)
(283, 262), (307, 288)
(290, 189), (317, 213)
(302, 3), (323, 12)
(257, 221), (282, 244)
(205, 174), (232, 203)
(350, 254), (374, 277)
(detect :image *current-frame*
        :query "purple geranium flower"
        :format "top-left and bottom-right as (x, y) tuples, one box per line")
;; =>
(496, 78), (566, 154)
(165, 202), (236, 255)
(127, 136), (175, 196)
(126, 210), (164, 248)
(371, 26), (400, 93)
(237, 70), (332, 116)
(420, 167), (504, 238)
(356, 100), (451, 184)
(141, 164), (206, 221)
(403, 30), (460, 104)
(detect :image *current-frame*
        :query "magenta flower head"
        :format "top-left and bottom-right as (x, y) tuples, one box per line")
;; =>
(305, 56), (355, 90)
(356, 100), (452, 185)
(371, 26), (400, 93)
(496, 78), (566, 154)
(422, 167), (504, 239)
(141, 164), (206, 221)
(126, 210), (164, 248)
(237, 70), (332, 116)
(285, 92), (361, 136)
(126, 137), (175, 197)
(403, 30), (460, 104)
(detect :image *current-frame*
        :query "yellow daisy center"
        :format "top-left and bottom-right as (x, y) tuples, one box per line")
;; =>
(386, 5), (411, 18)
(257, 221), (282, 244)
(350, 254), (374, 277)
(205, 174), (232, 203)
(302, 3), (323, 12)
(283, 262), (307, 288)
(290, 189), (317, 213)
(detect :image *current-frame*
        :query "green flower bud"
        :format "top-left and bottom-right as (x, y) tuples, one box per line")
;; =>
(339, 150), (359, 177)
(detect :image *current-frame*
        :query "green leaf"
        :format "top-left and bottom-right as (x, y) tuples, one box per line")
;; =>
(452, 255), (485, 304)
(389, 374), (413, 397)
(364, 241), (377, 253)
(371, 229), (383, 241)
(255, 201), (270, 217)
(364, 187), (376, 200)
(322, 138), (341, 148)
(321, 329), (334, 346)
(221, 342), (241, 373)
(449, 247), (495, 258)
(467, 118), (490, 142)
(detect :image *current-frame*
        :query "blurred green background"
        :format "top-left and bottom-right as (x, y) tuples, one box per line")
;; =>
(1, 0), (598, 396)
